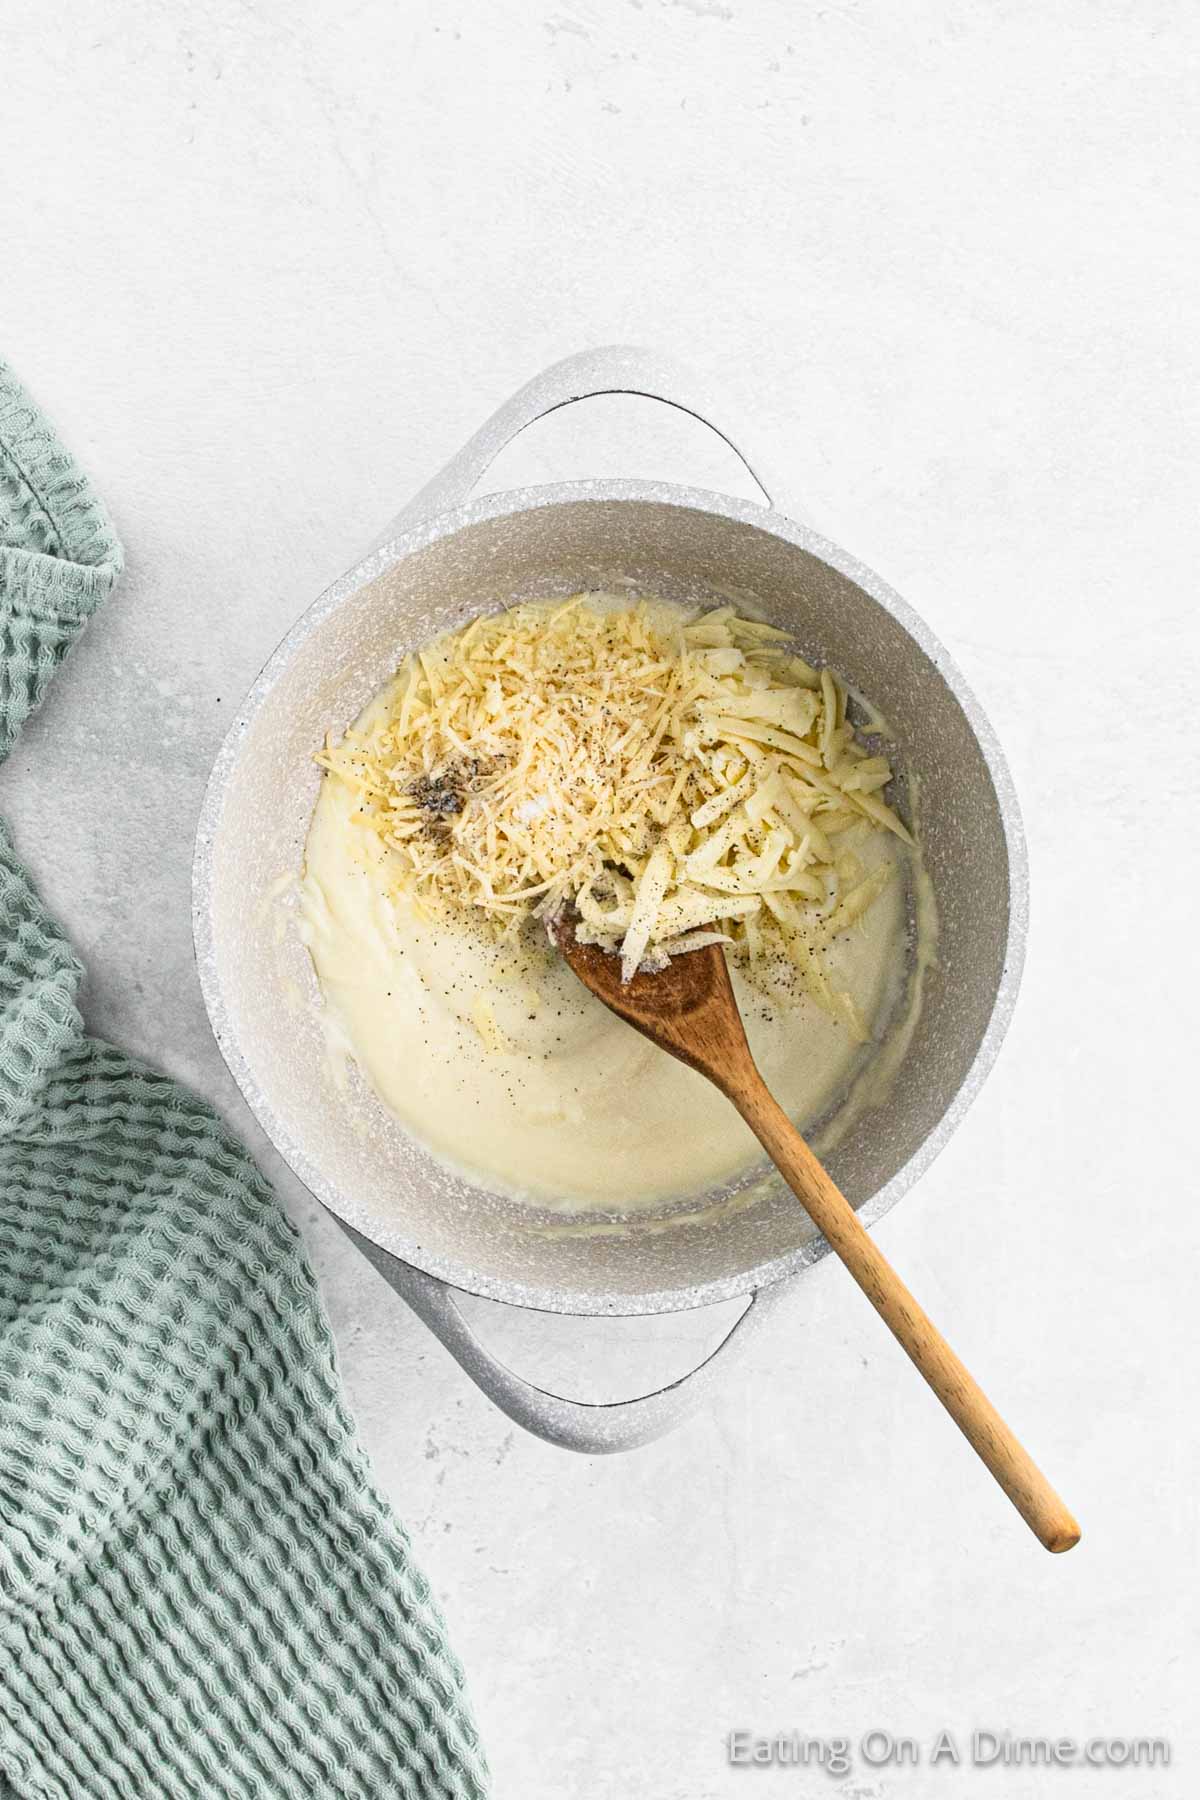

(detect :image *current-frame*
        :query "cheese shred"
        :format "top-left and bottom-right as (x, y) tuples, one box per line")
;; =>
(316, 596), (911, 1027)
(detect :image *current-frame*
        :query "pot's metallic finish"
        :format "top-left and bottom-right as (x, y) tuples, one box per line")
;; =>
(193, 348), (1027, 1451)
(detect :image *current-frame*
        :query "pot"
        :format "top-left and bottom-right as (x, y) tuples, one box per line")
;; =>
(193, 347), (1027, 1452)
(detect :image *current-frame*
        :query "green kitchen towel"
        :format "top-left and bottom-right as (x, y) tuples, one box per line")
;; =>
(0, 363), (489, 1800)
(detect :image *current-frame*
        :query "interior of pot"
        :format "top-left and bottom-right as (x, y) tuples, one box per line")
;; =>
(201, 494), (1017, 1310)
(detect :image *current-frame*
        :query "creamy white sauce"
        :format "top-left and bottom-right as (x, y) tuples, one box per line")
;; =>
(298, 657), (923, 1212)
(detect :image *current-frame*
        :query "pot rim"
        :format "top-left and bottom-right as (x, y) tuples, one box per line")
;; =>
(192, 477), (1028, 1317)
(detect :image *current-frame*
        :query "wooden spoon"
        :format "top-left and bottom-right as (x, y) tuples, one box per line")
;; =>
(552, 917), (1080, 1553)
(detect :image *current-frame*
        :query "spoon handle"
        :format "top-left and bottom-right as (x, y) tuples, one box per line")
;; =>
(731, 1075), (1081, 1553)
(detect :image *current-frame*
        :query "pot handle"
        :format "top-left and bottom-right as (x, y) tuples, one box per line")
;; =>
(376, 344), (796, 544)
(340, 1221), (797, 1453)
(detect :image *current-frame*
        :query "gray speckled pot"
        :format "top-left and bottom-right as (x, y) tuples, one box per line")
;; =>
(193, 348), (1026, 1452)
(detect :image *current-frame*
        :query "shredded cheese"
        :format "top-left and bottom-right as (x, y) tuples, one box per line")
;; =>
(316, 595), (912, 1028)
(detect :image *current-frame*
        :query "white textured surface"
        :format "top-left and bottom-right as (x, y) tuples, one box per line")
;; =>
(2, 4), (1197, 1797)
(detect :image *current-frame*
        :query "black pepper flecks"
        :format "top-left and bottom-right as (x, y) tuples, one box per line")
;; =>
(407, 756), (495, 836)
(408, 772), (465, 818)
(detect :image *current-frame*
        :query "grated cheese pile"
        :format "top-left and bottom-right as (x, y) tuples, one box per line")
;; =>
(317, 596), (913, 1034)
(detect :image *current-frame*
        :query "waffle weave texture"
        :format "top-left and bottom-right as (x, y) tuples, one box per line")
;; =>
(0, 363), (488, 1799)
